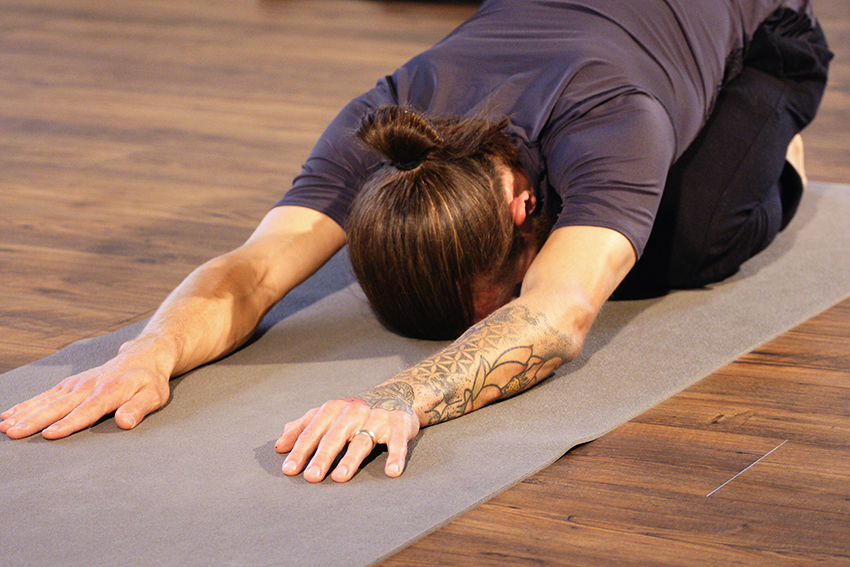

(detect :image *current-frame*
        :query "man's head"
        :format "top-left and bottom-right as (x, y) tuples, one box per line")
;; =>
(347, 106), (551, 340)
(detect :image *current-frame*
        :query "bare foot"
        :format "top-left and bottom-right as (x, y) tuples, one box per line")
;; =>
(786, 134), (807, 188)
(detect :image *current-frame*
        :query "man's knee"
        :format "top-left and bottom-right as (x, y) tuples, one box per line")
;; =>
(671, 184), (784, 289)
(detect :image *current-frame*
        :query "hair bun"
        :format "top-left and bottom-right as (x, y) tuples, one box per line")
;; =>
(356, 106), (443, 171)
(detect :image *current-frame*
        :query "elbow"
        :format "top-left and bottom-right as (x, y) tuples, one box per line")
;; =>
(521, 290), (595, 365)
(561, 297), (594, 362)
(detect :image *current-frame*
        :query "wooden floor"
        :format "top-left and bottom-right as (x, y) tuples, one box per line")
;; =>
(1, 1), (847, 564)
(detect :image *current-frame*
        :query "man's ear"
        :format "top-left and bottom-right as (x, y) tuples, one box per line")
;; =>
(508, 189), (537, 227)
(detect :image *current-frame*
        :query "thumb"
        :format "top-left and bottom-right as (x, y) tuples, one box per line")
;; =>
(115, 386), (168, 430)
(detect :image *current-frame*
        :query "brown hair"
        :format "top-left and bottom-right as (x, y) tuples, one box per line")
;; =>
(347, 105), (525, 340)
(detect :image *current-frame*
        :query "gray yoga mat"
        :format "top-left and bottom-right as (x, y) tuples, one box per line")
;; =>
(3, 181), (850, 567)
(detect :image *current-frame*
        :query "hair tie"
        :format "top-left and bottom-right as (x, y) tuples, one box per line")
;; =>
(393, 158), (424, 171)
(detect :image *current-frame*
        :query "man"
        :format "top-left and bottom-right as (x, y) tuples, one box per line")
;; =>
(1, 0), (831, 484)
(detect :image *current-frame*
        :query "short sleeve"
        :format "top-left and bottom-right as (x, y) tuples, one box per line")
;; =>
(275, 80), (397, 229)
(544, 92), (676, 258)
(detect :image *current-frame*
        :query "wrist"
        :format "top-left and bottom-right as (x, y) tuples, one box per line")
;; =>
(117, 332), (182, 379)
(356, 381), (418, 418)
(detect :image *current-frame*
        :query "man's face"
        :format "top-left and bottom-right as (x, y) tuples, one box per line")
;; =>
(470, 276), (519, 324)
(469, 165), (550, 322)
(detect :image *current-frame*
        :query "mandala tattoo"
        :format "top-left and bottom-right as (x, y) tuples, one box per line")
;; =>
(358, 304), (574, 425)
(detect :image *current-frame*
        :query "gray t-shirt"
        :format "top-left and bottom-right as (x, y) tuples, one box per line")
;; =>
(277, 0), (811, 257)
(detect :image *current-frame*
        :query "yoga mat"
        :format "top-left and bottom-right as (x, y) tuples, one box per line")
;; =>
(3, 181), (850, 567)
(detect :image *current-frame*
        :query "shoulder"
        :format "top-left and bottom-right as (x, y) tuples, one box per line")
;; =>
(544, 92), (676, 183)
(542, 92), (677, 258)
(277, 81), (398, 227)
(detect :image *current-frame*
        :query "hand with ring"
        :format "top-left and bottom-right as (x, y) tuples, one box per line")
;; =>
(274, 396), (420, 483)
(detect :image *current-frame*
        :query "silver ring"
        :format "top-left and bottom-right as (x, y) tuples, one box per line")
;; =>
(354, 429), (377, 447)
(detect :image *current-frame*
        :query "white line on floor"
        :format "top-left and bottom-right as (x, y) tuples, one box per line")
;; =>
(706, 439), (789, 498)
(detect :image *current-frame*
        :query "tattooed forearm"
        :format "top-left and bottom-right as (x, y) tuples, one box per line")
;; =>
(387, 303), (575, 426)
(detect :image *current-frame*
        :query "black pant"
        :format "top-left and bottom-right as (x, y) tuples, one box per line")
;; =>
(615, 8), (833, 299)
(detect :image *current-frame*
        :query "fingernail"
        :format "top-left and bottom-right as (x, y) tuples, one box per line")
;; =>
(336, 465), (348, 477)
(387, 463), (400, 476)
(282, 460), (297, 474)
(1, 417), (15, 428)
(306, 465), (321, 478)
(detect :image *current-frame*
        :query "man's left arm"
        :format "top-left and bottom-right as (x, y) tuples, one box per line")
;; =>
(275, 225), (636, 482)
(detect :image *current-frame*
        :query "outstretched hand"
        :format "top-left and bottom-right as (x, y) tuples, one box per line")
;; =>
(0, 351), (171, 440)
(275, 396), (420, 483)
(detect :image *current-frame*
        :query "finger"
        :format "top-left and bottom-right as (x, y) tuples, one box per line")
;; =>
(2, 389), (92, 439)
(330, 429), (378, 483)
(42, 409), (112, 440)
(275, 408), (319, 454)
(302, 421), (357, 483)
(302, 405), (370, 483)
(384, 426), (410, 478)
(3, 401), (77, 439)
(2, 370), (103, 437)
(1, 386), (70, 432)
(41, 388), (127, 440)
(281, 406), (341, 477)
(114, 383), (169, 430)
(2, 382), (66, 419)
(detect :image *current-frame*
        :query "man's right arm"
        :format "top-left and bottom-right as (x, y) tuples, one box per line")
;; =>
(0, 205), (346, 440)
